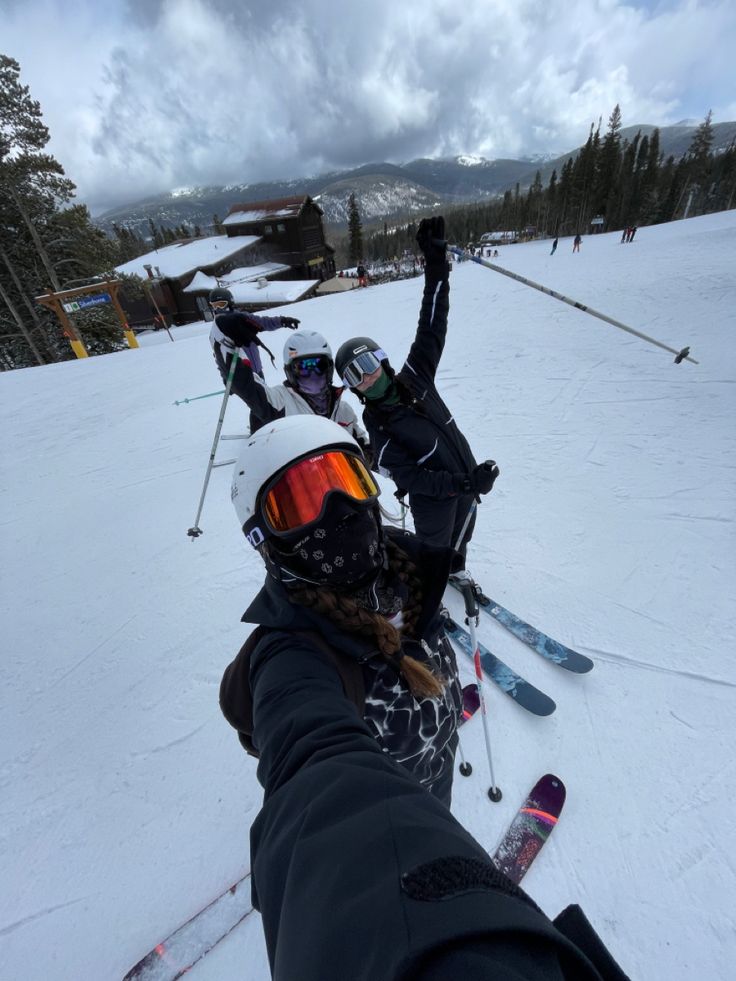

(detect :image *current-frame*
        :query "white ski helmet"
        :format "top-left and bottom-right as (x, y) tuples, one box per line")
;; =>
(283, 329), (332, 365)
(283, 330), (333, 385)
(232, 415), (371, 545)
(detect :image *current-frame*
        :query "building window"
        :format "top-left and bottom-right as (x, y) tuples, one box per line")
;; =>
(264, 225), (273, 235)
(277, 223), (286, 233)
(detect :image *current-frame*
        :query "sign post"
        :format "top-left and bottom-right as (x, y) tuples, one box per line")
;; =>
(36, 279), (139, 357)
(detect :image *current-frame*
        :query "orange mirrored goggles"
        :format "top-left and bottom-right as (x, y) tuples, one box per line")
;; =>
(261, 451), (379, 535)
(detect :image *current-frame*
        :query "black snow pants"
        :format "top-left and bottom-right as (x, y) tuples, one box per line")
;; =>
(409, 492), (477, 566)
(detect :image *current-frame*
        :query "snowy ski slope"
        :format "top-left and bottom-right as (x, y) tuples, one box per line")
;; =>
(2, 210), (735, 980)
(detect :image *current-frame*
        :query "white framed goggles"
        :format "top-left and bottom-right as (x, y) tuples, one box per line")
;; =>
(243, 450), (379, 545)
(341, 349), (387, 387)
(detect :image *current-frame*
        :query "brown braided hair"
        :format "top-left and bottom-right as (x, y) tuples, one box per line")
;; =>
(287, 538), (445, 699)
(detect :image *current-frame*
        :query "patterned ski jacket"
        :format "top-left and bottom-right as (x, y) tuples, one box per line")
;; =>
(221, 528), (462, 792)
(361, 270), (477, 499)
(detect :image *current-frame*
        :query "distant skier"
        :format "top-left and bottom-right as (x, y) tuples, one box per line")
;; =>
(573, 234), (582, 253)
(220, 415), (463, 805)
(629, 226), (637, 242)
(208, 287), (299, 431)
(356, 262), (368, 287)
(335, 216), (499, 585)
(621, 227), (629, 244)
(550, 237), (559, 255)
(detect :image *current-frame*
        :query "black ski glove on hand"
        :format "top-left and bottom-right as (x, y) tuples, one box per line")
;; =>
(470, 460), (500, 495)
(453, 461), (500, 496)
(280, 316), (301, 330)
(416, 216), (448, 273)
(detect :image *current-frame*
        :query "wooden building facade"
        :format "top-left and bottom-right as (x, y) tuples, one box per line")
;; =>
(223, 196), (336, 282)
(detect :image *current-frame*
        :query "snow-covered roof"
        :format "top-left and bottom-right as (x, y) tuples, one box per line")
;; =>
(228, 279), (319, 305)
(223, 209), (294, 225)
(182, 271), (218, 293)
(114, 235), (261, 280)
(183, 262), (293, 294)
(224, 262), (291, 283)
(223, 195), (320, 225)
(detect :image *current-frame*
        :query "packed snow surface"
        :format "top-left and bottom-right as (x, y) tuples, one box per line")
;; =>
(2, 211), (735, 980)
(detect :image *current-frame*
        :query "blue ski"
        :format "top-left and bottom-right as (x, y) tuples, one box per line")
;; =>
(449, 583), (594, 674)
(443, 616), (556, 717)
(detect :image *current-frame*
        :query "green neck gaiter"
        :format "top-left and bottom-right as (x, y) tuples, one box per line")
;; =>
(364, 371), (399, 404)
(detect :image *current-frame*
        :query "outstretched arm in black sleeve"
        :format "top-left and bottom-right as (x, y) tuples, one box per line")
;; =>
(404, 216), (451, 384)
(244, 632), (616, 981)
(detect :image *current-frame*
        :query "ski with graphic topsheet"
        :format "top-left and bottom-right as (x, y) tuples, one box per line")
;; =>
(122, 874), (253, 980)
(448, 582), (593, 674)
(492, 774), (566, 884)
(443, 616), (556, 717)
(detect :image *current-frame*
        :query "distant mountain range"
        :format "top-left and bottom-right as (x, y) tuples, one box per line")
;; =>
(95, 121), (736, 235)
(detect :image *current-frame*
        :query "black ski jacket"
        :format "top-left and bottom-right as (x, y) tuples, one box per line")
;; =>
(362, 269), (477, 499)
(245, 583), (619, 981)
(220, 529), (462, 791)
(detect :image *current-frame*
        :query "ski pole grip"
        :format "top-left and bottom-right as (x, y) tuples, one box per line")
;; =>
(459, 582), (479, 619)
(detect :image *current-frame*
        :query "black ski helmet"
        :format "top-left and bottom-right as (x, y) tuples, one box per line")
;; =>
(209, 287), (234, 306)
(335, 337), (392, 389)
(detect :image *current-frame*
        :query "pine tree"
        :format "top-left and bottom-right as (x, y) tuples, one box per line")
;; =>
(0, 56), (145, 367)
(594, 105), (623, 222)
(347, 193), (363, 264)
(687, 110), (714, 177)
(0, 56), (76, 365)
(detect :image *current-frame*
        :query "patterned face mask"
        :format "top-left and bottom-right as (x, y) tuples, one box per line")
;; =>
(295, 371), (329, 395)
(269, 498), (386, 589)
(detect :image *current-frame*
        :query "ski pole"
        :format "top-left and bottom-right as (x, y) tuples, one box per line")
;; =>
(446, 245), (697, 365)
(187, 353), (239, 539)
(378, 502), (405, 524)
(394, 489), (408, 531)
(460, 582), (502, 802)
(453, 499), (478, 553)
(457, 735), (472, 777)
(174, 389), (225, 406)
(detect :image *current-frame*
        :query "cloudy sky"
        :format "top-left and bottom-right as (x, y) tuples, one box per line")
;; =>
(3, 0), (735, 215)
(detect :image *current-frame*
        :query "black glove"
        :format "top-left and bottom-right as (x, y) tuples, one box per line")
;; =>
(470, 460), (499, 495)
(416, 216), (448, 271)
(280, 316), (300, 330)
(453, 461), (499, 496)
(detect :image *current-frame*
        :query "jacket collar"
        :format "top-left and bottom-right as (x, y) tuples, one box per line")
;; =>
(241, 528), (458, 656)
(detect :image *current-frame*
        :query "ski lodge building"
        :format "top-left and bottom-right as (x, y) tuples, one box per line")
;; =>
(115, 195), (335, 329)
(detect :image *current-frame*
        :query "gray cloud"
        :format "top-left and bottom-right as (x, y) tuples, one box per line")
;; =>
(3, 0), (734, 214)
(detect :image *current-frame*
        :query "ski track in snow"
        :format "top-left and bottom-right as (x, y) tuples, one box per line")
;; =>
(2, 210), (735, 981)
(584, 646), (736, 688)
(0, 896), (89, 939)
